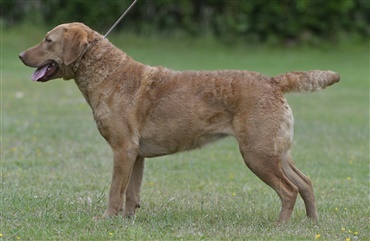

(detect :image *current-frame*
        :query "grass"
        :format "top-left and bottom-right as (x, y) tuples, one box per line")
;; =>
(1, 24), (369, 240)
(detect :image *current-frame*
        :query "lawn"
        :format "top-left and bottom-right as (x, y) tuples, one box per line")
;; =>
(1, 24), (369, 240)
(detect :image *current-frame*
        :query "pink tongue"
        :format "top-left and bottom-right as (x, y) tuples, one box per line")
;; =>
(32, 65), (49, 81)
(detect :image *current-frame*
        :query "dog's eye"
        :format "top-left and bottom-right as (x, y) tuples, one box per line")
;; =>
(45, 37), (52, 43)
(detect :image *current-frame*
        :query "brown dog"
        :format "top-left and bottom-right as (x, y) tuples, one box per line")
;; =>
(19, 22), (339, 224)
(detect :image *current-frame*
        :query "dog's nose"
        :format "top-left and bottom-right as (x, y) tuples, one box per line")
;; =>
(19, 52), (26, 60)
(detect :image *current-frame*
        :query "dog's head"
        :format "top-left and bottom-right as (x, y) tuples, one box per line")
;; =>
(19, 22), (98, 82)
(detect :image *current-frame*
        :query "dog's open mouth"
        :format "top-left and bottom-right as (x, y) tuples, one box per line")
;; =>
(32, 61), (58, 82)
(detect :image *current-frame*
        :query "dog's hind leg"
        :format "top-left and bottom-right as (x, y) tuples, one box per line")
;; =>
(124, 156), (145, 218)
(239, 147), (298, 224)
(281, 152), (318, 221)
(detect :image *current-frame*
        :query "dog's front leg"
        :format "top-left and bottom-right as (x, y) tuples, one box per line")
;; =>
(124, 156), (145, 218)
(103, 147), (138, 218)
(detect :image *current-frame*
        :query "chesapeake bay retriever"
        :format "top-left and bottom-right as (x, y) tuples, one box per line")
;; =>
(19, 22), (339, 224)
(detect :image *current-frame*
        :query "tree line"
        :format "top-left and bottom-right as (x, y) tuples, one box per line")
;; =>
(1, 0), (369, 44)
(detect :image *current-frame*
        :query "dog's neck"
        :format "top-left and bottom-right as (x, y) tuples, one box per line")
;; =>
(73, 36), (110, 78)
(79, 38), (101, 62)
(71, 38), (144, 110)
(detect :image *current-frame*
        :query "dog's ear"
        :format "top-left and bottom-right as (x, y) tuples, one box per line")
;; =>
(63, 27), (88, 65)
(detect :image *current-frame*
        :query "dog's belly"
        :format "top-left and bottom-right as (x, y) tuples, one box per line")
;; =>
(138, 131), (230, 158)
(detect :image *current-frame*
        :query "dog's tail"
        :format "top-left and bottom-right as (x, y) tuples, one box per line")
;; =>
(274, 70), (340, 93)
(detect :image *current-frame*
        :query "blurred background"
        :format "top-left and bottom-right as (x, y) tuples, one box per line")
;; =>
(1, 0), (369, 45)
(2, 1), (369, 240)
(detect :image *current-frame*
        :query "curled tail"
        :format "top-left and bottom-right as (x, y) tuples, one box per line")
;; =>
(274, 70), (340, 93)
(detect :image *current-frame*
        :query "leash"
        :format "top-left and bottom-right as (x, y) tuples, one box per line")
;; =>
(76, 0), (137, 68)
(104, 0), (138, 39)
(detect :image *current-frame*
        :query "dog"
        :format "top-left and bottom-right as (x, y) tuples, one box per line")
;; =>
(19, 22), (339, 224)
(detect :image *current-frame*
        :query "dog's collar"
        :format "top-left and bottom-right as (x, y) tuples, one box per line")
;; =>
(81, 38), (101, 60)
(73, 38), (101, 73)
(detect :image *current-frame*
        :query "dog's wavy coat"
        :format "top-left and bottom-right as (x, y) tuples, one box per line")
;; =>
(19, 22), (339, 224)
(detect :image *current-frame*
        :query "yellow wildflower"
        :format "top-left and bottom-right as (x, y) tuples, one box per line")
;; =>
(229, 173), (234, 180)
(346, 177), (351, 180)
(354, 231), (358, 235)
(0, 233), (2, 237)
(109, 232), (113, 236)
(341, 227), (346, 231)
(315, 234), (321, 239)
(346, 238), (350, 241)
(232, 192), (236, 196)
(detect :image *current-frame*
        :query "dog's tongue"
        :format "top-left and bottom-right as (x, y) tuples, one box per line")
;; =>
(32, 65), (49, 81)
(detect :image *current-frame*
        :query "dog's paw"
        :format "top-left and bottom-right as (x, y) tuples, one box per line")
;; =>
(102, 209), (118, 218)
(123, 211), (136, 218)
(123, 213), (136, 224)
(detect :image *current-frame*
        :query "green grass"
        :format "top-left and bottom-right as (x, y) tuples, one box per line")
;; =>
(1, 24), (369, 240)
